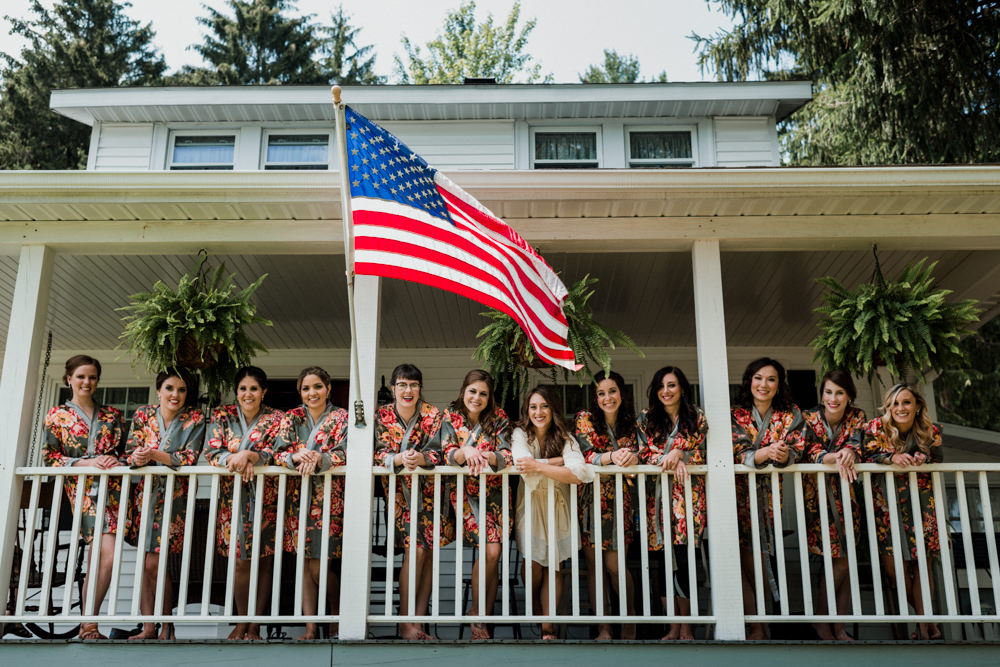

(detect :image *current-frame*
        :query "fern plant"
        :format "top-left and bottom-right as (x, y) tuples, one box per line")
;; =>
(473, 274), (643, 402)
(119, 254), (271, 405)
(811, 252), (980, 385)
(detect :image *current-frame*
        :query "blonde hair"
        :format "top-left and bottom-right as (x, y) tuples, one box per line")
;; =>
(879, 383), (934, 455)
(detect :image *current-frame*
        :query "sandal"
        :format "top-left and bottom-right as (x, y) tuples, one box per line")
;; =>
(78, 623), (106, 640)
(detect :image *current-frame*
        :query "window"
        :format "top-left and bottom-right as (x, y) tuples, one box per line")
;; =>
(532, 129), (600, 169)
(626, 128), (695, 168)
(57, 385), (151, 423)
(169, 134), (236, 170)
(264, 133), (330, 170)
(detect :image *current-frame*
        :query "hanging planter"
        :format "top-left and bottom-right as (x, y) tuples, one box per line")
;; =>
(473, 274), (643, 402)
(118, 252), (271, 405)
(811, 245), (980, 385)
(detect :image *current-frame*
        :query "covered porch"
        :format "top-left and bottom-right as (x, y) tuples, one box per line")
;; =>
(0, 165), (999, 646)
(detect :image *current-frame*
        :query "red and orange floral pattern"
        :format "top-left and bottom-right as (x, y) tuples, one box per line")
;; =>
(205, 404), (284, 559)
(863, 418), (943, 559)
(273, 406), (349, 559)
(374, 401), (452, 550)
(442, 408), (512, 545)
(43, 403), (126, 539)
(123, 405), (206, 554)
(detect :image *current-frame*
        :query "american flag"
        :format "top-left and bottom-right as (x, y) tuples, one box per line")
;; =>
(343, 106), (579, 371)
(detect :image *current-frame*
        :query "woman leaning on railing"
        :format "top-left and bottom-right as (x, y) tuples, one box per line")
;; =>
(42, 354), (126, 640)
(863, 382), (944, 641)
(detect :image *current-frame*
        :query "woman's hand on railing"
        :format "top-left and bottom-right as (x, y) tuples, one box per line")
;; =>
(226, 450), (259, 482)
(834, 448), (857, 482)
(515, 456), (544, 474)
(890, 451), (923, 467)
(610, 447), (638, 467)
(75, 454), (119, 469)
(462, 446), (489, 475)
(766, 441), (790, 464)
(293, 450), (321, 476)
(399, 449), (425, 471)
(660, 449), (688, 482)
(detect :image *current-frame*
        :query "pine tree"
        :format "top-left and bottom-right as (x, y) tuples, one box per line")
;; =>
(174, 0), (327, 85)
(317, 6), (382, 85)
(694, 0), (1000, 165)
(0, 0), (166, 170)
(579, 49), (668, 83)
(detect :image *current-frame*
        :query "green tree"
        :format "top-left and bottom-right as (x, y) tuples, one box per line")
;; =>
(175, 0), (327, 85)
(0, 0), (165, 170)
(394, 0), (549, 84)
(694, 0), (1000, 165)
(318, 6), (382, 85)
(579, 49), (668, 83)
(934, 314), (1000, 432)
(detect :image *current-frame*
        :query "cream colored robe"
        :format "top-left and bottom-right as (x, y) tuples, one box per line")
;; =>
(512, 427), (594, 568)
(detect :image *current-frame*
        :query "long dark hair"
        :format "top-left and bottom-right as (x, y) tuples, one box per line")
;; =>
(517, 385), (572, 459)
(645, 365), (698, 439)
(588, 370), (635, 439)
(734, 357), (794, 412)
(450, 369), (502, 434)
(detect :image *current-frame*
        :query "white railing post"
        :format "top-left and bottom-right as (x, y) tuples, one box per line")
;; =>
(691, 239), (745, 639)
(338, 274), (381, 639)
(0, 245), (54, 605)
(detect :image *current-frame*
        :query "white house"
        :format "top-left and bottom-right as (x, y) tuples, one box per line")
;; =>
(0, 82), (998, 662)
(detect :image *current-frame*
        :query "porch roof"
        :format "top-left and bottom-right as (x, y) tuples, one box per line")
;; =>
(0, 166), (997, 352)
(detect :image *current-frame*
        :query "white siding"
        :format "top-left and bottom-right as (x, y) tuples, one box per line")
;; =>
(381, 121), (516, 170)
(713, 117), (779, 167)
(92, 124), (154, 171)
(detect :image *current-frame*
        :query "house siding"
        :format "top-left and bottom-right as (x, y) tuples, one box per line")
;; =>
(713, 117), (779, 166)
(91, 124), (154, 171)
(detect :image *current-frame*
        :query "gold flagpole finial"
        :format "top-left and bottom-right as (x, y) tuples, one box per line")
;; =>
(331, 85), (342, 105)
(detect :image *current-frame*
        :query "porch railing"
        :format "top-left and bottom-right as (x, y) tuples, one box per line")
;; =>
(7, 462), (1000, 636)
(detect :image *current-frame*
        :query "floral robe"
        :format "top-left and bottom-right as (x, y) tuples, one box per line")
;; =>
(43, 402), (126, 539)
(732, 405), (804, 553)
(638, 407), (708, 549)
(124, 405), (206, 554)
(205, 404), (284, 559)
(863, 418), (943, 560)
(273, 405), (349, 559)
(801, 405), (867, 557)
(374, 401), (452, 550)
(442, 408), (513, 545)
(574, 410), (644, 550)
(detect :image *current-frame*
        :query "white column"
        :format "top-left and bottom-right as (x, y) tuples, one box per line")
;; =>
(337, 274), (381, 640)
(691, 239), (745, 640)
(0, 245), (55, 602)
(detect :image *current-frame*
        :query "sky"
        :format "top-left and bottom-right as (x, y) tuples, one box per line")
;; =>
(0, 0), (734, 83)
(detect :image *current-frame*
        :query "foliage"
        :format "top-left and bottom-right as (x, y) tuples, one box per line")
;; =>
(579, 49), (667, 83)
(473, 274), (643, 403)
(811, 254), (980, 386)
(694, 0), (1000, 165)
(171, 0), (327, 85)
(0, 0), (165, 169)
(934, 314), (1000, 432)
(317, 6), (382, 85)
(393, 0), (550, 84)
(119, 255), (271, 405)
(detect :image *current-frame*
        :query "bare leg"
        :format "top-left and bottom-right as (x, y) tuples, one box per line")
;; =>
(327, 569), (340, 637)
(398, 546), (431, 640)
(299, 558), (321, 640)
(830, 558), (854, 640)
(903, 561), (940, 639)
(245, 556), (273, 640)
(228, 559), (252, 639)
(537, 562), (561, 639)
(740, 548), (767, 640)
(584, 548), (611, 639)
(469, 543), (500, 639)
(603, 550), (635, 639)
(129, 552), (162, 640)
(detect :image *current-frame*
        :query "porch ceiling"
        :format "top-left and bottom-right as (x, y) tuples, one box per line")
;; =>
(0, 166), (998, 353)
(0, 247), (994, 354)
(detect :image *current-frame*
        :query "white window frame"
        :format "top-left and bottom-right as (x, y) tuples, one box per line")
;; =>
(530, 126), (602, 169)
(625, 125), (698, 168)
(260, 129), (333, 170)
(167, 129), (238, 170)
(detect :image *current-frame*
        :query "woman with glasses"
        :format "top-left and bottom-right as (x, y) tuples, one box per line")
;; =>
(374, 363), (450, 641)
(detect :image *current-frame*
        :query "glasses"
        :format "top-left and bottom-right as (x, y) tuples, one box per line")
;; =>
(394, 382), (421, 391)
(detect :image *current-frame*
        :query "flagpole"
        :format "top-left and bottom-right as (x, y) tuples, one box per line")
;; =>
(331, 85), (365, 427)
